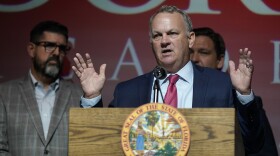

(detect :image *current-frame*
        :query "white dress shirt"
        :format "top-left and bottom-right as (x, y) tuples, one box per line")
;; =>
(150, 61), (193, 108)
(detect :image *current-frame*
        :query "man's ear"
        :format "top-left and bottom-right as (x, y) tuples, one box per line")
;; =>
(188, 31), (195, 48)
(217, 54), (225, 70)
(27, 42), (35, 58)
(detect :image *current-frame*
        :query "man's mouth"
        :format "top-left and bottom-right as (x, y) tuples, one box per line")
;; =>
(47, 57), (60, 65)
(48, 60), (58, 65)
(162, 49), (172, 53)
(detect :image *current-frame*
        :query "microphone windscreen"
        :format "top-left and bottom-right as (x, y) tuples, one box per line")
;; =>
(153, 66), (167, 80)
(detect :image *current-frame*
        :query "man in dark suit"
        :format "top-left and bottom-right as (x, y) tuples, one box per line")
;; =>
(190, 27), (278, 156)
(0, 21), (103, 156)
(72, 5), (264, 154)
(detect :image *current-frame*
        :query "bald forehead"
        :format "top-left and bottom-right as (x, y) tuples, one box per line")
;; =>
(151, 12), (187, 31)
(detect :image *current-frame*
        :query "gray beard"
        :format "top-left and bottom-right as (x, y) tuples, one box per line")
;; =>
(44, 65), (60, 78)
(33, 55), (62, 79)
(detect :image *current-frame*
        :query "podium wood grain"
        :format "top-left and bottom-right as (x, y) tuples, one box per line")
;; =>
(69, 108), (244, 156)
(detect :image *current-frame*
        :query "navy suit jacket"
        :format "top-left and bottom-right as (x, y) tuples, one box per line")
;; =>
(109, 63), (265, 154)
(111, 63), (237, 108)
(248, 97), (278, 156)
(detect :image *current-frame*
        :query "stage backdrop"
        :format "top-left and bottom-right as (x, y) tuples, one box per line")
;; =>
(0, 0), (279, 154)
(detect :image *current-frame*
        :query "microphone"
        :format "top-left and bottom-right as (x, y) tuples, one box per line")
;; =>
(153, 66), (167, 80)
(152, 66), (167, 103)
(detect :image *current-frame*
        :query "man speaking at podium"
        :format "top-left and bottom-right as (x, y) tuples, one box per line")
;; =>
(72, 5), (264, 154)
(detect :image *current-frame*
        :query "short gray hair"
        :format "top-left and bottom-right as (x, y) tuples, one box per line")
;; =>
(149, 5), (193, 38)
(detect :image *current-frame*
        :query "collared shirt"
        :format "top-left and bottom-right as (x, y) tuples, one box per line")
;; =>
(150, 61), (194, 108)
(30, 71), (99, 139)
(150, 61), (254, 108)
(30, 71), (59, 139)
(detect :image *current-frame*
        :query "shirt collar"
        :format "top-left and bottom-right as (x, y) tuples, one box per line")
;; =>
(29, 70), (60, 90)
(159, 61), (194, 85)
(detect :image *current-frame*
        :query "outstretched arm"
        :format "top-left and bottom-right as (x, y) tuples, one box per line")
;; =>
(229, 48), (265, 153)
(229, 48), (254, 95)
(72, 53), (106, 99)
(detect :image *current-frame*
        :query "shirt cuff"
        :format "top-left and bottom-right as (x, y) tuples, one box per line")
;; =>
(236, 90), (254, 105)
(80, 95), (101, 108)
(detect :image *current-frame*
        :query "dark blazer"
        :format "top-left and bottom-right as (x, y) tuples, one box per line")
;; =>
(110, 64), (234, 108)
(0, 74), (102, 156)
(248, 97), (278, 156)
(109, 63), (265, 154)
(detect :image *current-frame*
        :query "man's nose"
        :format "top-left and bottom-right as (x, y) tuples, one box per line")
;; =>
(52, 46), (60, 55)
(160, 34), (170, 46)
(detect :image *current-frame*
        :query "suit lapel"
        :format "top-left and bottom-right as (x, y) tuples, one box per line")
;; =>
(139, 72), (154, 104)
(46, 80), (70, 143)
(192, 64), (209, 108)
(20, 75), (46, 144)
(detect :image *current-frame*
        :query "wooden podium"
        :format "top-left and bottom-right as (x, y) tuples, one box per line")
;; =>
(69, 108), (245, 156)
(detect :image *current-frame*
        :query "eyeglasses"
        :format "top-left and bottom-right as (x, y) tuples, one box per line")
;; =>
(33, 41), (71, 54)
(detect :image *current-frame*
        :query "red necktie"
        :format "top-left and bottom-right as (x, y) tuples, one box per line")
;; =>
(164, 74), (179, 108)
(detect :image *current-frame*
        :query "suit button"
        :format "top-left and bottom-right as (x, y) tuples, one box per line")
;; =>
(44, 150), (49, 154)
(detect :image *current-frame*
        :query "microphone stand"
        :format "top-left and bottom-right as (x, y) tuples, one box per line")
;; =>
(153, 79), (160, 103)
(153, 66), (167, 103)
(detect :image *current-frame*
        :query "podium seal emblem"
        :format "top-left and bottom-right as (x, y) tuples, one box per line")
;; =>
(121, 103), (190, 156)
